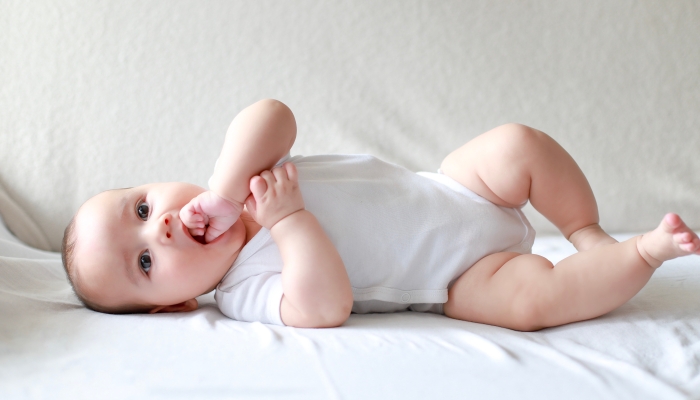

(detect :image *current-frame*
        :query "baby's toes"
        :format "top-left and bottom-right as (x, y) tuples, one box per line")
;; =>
(663, 213), (683, 231)
(680, 240), (698, 252)
(691, 237), (700, 252)
(674, 231), (693, 244)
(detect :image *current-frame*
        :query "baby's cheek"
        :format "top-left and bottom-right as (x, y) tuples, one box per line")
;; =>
(167, 259), (201, 291)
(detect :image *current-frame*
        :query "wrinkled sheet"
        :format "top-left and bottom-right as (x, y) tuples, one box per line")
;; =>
(1, 217), (699, 400)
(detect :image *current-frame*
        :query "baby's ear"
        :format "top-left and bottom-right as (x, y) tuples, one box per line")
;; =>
(149, 298), (198, 314)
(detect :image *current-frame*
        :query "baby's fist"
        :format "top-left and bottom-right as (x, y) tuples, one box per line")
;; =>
(180, 191), (243, 243)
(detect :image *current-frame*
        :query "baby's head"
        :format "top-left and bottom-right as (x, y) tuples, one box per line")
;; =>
(62, 182), (246, 314)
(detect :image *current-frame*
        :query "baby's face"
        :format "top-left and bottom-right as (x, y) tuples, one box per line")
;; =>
(72, 182), (246, 311)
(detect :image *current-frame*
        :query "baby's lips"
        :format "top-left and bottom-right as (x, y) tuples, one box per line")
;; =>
(193, 234), (207, 245)
(179, 217), (208, 245)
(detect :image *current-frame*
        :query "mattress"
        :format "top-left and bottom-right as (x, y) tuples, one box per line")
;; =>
(1, 215), (699, 400)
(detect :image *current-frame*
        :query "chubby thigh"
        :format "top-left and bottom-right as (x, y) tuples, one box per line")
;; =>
(443, 236), (656, 332)
(443, 252), (555, 331)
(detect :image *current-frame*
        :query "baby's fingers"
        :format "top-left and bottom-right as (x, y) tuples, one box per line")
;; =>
(283, 162), (298, 182)
(181, 209), (206, 238)
(244, 193), (257, 221)
(179, 202), (206, 229)
(250, 176), (268, 200)
(272, 164), (289, 182)
(190, 227), (206, 237)
(204, 215), (237, 243)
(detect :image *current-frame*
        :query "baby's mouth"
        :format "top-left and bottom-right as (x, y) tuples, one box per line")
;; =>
(193, 234), (207, 245)
(179, 219), (208, 245)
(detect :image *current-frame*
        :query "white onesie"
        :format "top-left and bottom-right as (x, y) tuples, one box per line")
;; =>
(215, 154), (535, 325)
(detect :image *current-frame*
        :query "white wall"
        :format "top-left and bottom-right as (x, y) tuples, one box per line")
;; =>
(1, 0), (699, 250)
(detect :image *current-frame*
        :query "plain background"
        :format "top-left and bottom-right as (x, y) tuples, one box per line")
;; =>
(1, 0), (699, 251)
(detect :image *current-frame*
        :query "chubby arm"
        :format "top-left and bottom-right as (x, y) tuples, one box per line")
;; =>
(246, 163), (353, 328)
(208, 99), (297, 205)
(181, 99), (296, 242)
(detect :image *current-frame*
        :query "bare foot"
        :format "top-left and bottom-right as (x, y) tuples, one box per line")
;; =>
(636, 213), (700, 268)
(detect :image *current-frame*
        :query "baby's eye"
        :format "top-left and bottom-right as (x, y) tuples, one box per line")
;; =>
(139, 251), (151, 273)
(137, 201), (149, 220)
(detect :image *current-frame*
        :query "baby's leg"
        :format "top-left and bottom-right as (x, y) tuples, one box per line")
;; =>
(439, 125), (699, 330)
(443, 213), (700, 331)
(440, 123), (616, 250)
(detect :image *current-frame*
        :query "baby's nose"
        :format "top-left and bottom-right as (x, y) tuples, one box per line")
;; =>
(152, 213), (173, 242)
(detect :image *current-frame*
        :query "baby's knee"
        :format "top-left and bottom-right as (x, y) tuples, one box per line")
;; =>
(507, 254), (555, 331)
(509, 300), (548, 332)
(498, 123), (548, 148)
(492, 124), (557, 168)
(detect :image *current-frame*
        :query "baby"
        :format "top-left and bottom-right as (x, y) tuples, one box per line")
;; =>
(61, 99), (700, 331)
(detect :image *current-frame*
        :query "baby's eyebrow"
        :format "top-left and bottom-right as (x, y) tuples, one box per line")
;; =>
(119, 194), (130, 222)
(121, 249), (139, 286)
(117, 190), (139, 286)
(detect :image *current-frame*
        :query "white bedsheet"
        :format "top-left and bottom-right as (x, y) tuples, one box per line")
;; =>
(1, 216), (699, 400)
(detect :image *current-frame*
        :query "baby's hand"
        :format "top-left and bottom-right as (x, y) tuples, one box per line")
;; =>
(245, 163), (304, 229)
(180, 191), (244, 243)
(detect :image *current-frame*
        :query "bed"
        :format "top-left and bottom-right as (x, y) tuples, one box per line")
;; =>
(1, 205), (699, 399)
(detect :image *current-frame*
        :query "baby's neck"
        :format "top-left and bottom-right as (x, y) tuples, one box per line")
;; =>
(240, 210), (262, 244)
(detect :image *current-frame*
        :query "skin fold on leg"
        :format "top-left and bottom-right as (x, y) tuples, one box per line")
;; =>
(443, 238), (654, 331)
(437, 124), (698, 331)
(444, 213), (700, 331)
(440, 123), (617, 251)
